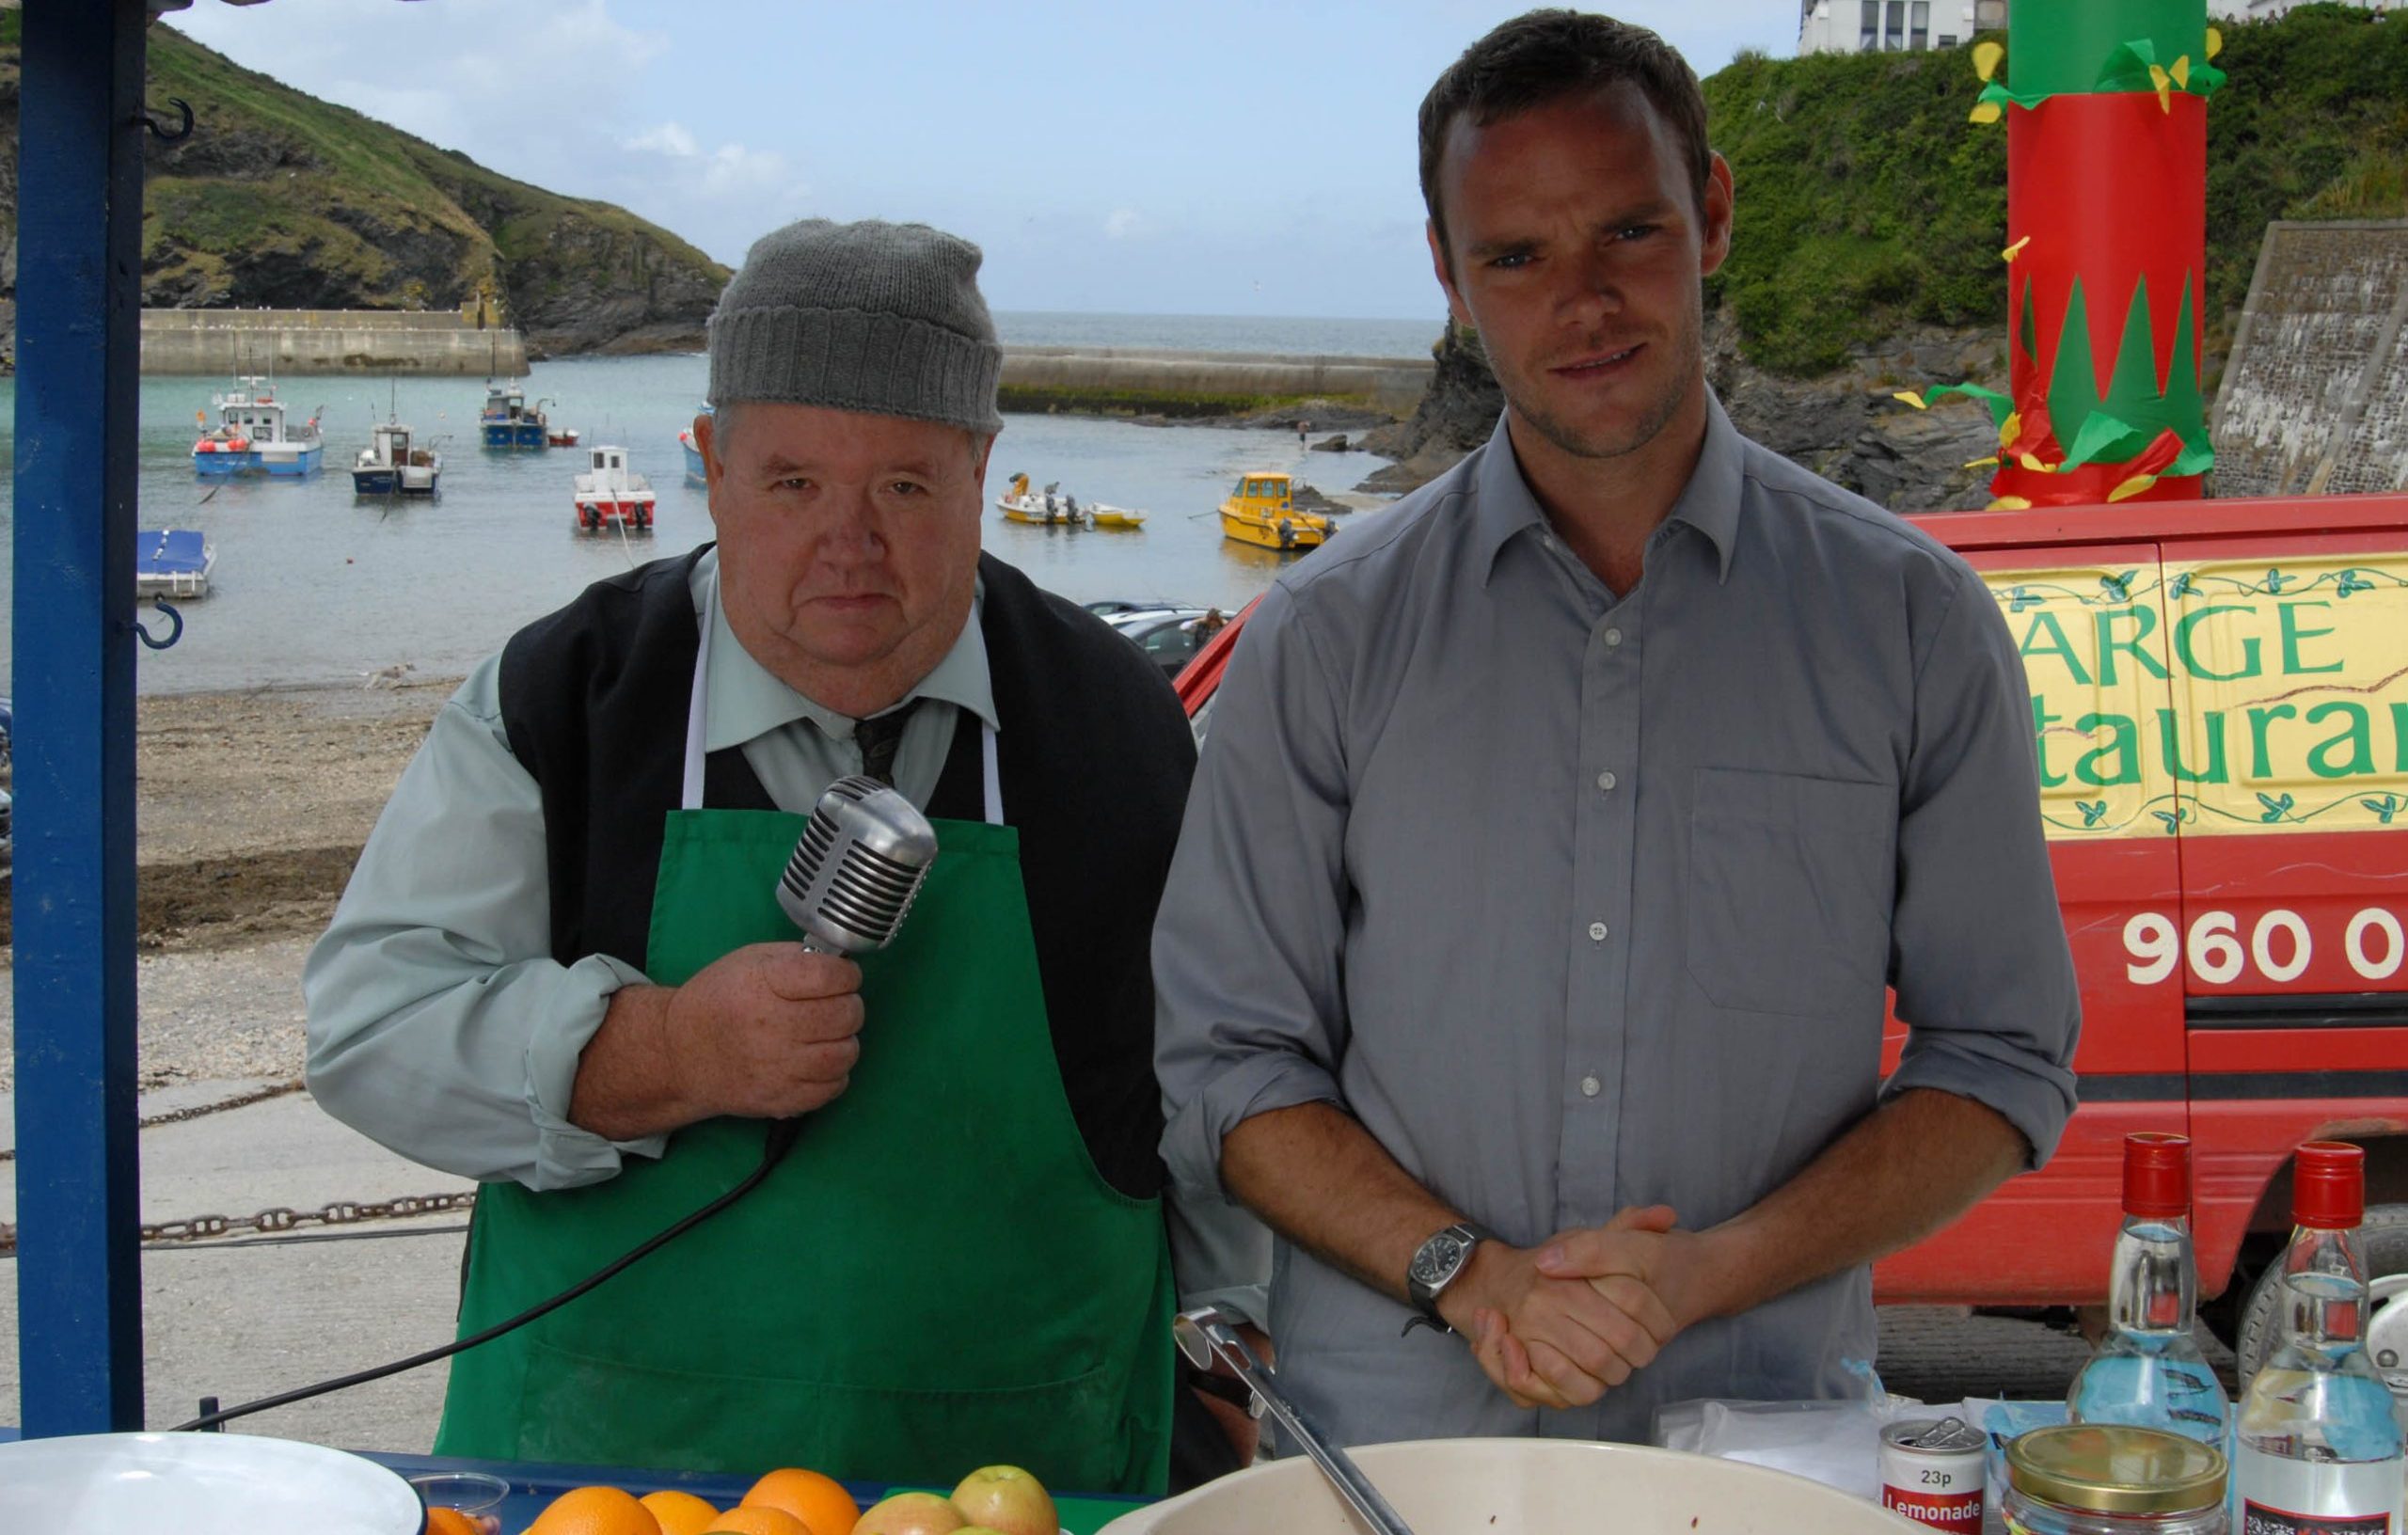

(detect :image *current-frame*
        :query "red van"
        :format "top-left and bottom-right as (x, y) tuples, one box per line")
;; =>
(1174, 489), (2408, 1378)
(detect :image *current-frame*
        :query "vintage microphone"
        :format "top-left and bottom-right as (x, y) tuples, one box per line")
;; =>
(174, 777), (939, 1432)
(764, 774), (939, 1158)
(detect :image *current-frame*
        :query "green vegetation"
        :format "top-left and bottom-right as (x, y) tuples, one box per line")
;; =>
(0, 18), (728, 346)
(995, 385), (1354, 419)
(1704, 3), (2408, 376)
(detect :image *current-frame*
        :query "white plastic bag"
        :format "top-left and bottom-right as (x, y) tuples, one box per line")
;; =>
(1654, 1395), (1933, 1501)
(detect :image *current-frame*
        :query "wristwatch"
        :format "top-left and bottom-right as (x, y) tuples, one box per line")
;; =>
(1404, 1220), (1496, 1335)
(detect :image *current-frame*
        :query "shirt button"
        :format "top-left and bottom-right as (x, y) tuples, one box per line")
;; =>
(1604, 627), (1624, 647)
(1596, 770), (1618, 793)
(1588, 921), (1608, 942)
(1580, 1075), (1602, 1099)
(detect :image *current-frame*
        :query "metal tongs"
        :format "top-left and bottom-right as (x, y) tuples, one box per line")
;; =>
(1174, 1306), (1419, 1535)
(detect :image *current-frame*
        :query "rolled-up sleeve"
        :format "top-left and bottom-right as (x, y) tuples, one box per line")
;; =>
(304, 656), (666, 1189)
(1154, 584), (1355, 1203)
(1883, 564), (2082, 1166)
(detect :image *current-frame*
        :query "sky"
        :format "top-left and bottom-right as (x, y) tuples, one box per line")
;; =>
(163, 0), (1801, 322)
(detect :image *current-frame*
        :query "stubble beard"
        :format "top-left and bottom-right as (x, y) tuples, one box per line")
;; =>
(1497, 303), (1703, 463)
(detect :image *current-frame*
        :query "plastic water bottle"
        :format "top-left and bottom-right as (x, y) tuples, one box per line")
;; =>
(2234, 1141), (2405, 1535)
(2069, 1132), (2232, 1444)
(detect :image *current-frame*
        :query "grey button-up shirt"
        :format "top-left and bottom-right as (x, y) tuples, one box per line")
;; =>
(1153, 399), (2080, 1448)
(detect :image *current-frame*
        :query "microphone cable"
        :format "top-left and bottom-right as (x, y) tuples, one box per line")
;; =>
(171, 1119), (802, 1432)
(174, 775), (934, 1433)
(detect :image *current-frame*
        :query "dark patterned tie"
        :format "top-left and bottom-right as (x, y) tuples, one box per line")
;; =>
(853, 701), (916, 786)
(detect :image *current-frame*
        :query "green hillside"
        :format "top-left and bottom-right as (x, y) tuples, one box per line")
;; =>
(0, 13), (732, 356)
(1703, 2), (2408, 376)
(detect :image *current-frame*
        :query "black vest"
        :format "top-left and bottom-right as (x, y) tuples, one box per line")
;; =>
(497, 548), (1197, 1199)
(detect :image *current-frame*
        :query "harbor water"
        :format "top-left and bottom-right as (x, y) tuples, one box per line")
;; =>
(0, 313), (1438, 694)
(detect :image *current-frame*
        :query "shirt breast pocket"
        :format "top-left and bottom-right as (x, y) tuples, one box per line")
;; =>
(1684, 767), (1895, 1020)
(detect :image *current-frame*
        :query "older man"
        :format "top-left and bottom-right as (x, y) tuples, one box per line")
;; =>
(308, 218), (1254, 1492)
(1154, 9), (2080, 1450)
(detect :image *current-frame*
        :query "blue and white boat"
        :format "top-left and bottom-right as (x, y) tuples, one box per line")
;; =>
(135, 529), (215, 599)
(480, 381), (551, 450)
(351, 419), (441, 497)
(679, 402), (712, 481)
(191, 379), (322, 477)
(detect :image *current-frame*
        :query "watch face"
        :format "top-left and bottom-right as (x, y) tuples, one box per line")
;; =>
(1410, 1233), (1466, 1288)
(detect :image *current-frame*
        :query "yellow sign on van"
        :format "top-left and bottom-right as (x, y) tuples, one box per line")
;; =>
(1988, 554), (2408, 839)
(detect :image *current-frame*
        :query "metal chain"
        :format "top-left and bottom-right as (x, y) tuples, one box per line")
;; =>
(0, 1189), (477, 1255)
(0, 1079), (309, 1165)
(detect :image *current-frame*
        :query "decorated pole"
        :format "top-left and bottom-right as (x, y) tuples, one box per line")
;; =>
(1904, 0), (2224, 508)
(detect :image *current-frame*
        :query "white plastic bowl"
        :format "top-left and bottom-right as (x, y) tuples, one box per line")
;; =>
(1097, 1437), (1931, 1535)
(0, 1432), (423, 1534)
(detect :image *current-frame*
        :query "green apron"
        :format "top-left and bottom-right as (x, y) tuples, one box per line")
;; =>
(436, 618), (1175, 1495)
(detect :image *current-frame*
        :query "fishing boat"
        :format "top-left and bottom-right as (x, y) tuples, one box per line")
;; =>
(190, 378), (322, 477)
(135, 529), (215, 599)
(1218, 471), (1332, 552)
(480, 381), (551, 450)
(679, 402), (712, 482)
(996, 472), (1088, 527)
(350, 419), (441, 497)
(573, 445), (656, 532)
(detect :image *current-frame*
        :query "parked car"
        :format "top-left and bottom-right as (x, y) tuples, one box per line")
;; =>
(1112, 608), (1212, 684)
(1174, 489), (2408, 1380)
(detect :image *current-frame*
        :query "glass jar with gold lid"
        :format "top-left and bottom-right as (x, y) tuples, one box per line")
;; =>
(2004, 1425), (2229, 1535)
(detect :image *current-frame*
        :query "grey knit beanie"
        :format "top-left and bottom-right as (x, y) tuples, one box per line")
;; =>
(706, 218), (1005, 435)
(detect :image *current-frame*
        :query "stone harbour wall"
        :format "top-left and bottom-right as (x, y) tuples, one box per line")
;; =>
(2211, 220), (2408, 498)
(140, 309), (529, 376)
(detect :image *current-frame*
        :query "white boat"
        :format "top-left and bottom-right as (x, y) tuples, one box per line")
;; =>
(135, 529), (215, 599)
(350, 419), (441, 497)
(573, 445), (656, 532)
(191, 377), (322, 478)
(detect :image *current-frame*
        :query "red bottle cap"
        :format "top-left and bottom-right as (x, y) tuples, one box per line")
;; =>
(2294, 1141), (2366, 1231)
(2122, 1131), (2191, 1218)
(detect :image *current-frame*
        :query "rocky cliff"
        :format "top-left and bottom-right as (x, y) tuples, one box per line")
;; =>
(1352, 315), (2007, 512)
(0, 14), (729, 360)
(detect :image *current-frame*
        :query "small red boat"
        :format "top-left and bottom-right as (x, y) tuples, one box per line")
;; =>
(572, 445), (655, 532)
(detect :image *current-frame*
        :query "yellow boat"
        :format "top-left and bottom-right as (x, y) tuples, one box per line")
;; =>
(1087, 505), (1147, 530)
(1219, 472), (1334, 552)
(996, 471), (1078, 526)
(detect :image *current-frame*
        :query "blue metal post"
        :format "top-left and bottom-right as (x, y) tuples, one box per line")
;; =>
(13, 0), (150, 1434)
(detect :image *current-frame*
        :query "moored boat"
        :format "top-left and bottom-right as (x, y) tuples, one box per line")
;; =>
(997, 472), (1090, 527)
(1218, 471), (1331, 551)
(480, 381), (551, 450)
(680, 402), (712, 482)
(351, 419), (441, 497)
(573, 445), (656, 532)
(135, 529), (215, 599)
(191, 378), (322, 478)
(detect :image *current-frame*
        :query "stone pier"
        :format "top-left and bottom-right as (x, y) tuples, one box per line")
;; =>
(140, 309), (529, 376)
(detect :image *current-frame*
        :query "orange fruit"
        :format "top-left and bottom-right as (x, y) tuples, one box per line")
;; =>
(743, 1467), (861, 1535)
(642, 1489), (725, 1535)
(526, 1484), (664, 1535)
(424, 1511), (484, 1535)
(704, 1510), (812, 1535)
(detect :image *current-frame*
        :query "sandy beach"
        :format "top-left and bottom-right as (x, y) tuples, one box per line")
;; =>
(0, 676), (452, 1091)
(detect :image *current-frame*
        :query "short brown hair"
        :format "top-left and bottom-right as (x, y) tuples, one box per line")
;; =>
(1418, 9), (1712, 269)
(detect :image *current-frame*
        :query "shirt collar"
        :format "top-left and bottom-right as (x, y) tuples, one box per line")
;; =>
(694, 547), (999, 753)
(1474, 388), (1746, 587)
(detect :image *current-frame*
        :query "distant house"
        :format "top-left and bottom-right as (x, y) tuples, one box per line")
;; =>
(1797, 0), (2004, 55)
(1799, 0), (2385, 55)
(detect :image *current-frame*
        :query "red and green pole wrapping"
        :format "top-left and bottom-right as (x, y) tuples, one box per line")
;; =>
(1901, 0), (2224, 507)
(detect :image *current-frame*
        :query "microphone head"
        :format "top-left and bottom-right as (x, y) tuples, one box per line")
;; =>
(775, 775), (940, 953)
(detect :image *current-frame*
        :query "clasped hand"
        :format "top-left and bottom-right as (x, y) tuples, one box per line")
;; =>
(668, 942), (865, 1120)
(1437, 1204), (1701, 1411)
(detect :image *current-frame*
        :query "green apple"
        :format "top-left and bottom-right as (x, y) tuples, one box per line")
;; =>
(949, 1464), (1058, 1535)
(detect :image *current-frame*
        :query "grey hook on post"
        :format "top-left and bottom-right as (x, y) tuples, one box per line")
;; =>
(139, 96), (194, 143)
(134, 601), (183, 651)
